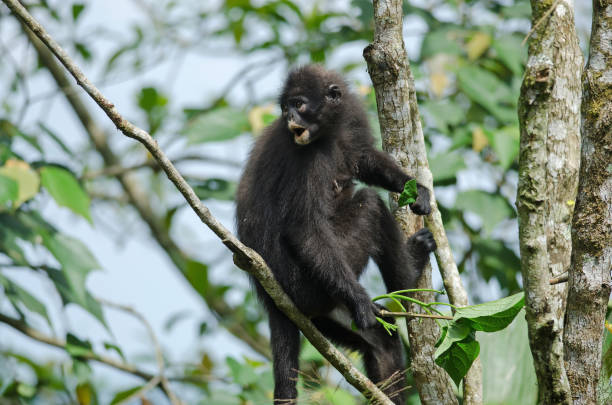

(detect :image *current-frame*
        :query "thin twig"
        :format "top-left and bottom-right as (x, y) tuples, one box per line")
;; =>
(115, 376), (161, 405)
(0, 313), (170, 392)
(98, 298), (182, 405)
(2, 1), (392, 403)
(379, 310), (453, 320)
(521, 0), (562, 46)
(549, 273), (569, 285)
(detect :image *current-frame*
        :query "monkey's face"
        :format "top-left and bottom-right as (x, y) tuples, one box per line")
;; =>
(280, 84), (342, 146)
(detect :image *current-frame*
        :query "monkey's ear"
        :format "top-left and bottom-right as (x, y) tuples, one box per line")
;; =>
(327, 84), (342, 101)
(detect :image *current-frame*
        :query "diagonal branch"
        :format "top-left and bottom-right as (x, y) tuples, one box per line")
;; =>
(20, 17), (270, 360)
(1, 1), (393, 403)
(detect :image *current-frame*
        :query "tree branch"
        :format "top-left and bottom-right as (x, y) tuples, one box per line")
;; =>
(379, 310), (453, 320)
(20, 14), (270, 360)
(2, 1), (393, 403)
(563, 0), (612, 402)
(517, 1), (582, 402)
(364, 0), (481, 403)
(0, 312), (177, 398)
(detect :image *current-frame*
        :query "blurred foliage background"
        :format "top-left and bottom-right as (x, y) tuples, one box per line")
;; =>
(0, 0), (599, 404)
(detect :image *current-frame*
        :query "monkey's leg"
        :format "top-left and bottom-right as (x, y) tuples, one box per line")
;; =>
(334, 188), (434, 290)
(373, 204), (436, 292)
(268, 306), (300, 403)
(313, 308), (406, 405)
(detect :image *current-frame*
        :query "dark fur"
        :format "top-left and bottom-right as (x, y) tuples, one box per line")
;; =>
(236, 65), (436, 404)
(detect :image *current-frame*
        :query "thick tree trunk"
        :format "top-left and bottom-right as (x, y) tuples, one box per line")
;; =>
(364, 0), (481, 403)
(563, 1), (612, 404)
(517, 1), (583, 403)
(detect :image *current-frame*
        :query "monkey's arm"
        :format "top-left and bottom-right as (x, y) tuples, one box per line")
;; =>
(357, 149), (432, 215)
(283, 226), (379, 329)
(357, 149), (411, 192)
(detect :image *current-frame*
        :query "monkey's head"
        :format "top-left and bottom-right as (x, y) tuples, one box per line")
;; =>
(279, 65), (347, 146)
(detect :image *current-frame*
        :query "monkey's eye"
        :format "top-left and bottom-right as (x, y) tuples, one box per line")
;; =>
(294, 100), (307, 113)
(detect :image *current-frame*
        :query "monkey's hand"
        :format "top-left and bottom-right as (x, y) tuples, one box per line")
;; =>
(409, 184), (432, 215)
(351, 298), (381, 330)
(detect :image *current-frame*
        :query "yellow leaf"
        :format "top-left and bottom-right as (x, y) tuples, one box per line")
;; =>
(430, 71), (449, 98)
(0, 159), (40, 207)
(472, 127), (489, 152)
(248, 104), (275, 136)
(605, 321), (612, 334)
(76, 383), (92, 405)
(566, 200), (575, 206)
(200, 352), (214, 374)
(466, 32), (491, 60)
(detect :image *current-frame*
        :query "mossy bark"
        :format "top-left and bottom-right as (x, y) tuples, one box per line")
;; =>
(563, 1), (612, 404)
(364, 0), (481, 403)
(517, 1), (583, 403)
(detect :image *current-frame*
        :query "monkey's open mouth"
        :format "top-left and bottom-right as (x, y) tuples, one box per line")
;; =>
(293, 129), (310, 145)
(288, 122), (310, 144)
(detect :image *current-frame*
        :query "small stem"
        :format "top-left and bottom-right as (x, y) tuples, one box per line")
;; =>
(549, 273), (568, 285)
(380, 310), (453, 321)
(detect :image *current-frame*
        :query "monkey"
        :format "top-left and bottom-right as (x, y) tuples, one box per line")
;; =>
(236, 65), (436, 404)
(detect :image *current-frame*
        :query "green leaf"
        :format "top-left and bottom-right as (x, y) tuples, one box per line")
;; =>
(473, 237), (521, 292)
(492, 35), (525, 76)
(65, 333), (94, 358)
(183, 107), (250, 145)
(453, 292), (525, 332)
(226, 357), (258, 387)
(398, 179), (418, 207)
(422, 100), (465, 133)
(455, 190), (514, 234)
(16, 382), (37, 398)
(322, 386), (357, 405)
(40, 166), (92, 222)
(74, 42), (92, 61)
(110, 386), (143, 405)
(0, 159), (40, 207)
(0, 174), (18, 205)
(456, 66), (516, 124)
(163, 310), (192, 332)
(421, 28), (463, 59)
(72, 3), (85, 21)
(189, 178), (237, 201)
(184, 259), (209, 298)
(103, 342), (125, 361)
(480, 309), (537, 404)
(0, 273), (51, 326)
(300, 340), (324, 363)
(434, 293), (525, 386)
(490, 126), (520, 169)
(39, 230), (106, 327)
(435, 334), (480, 386)
(429, 151), (466, 185)
(434, 320), (471, 356)
(44, 267), (106, 327)
(38, 122), (75, 157)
